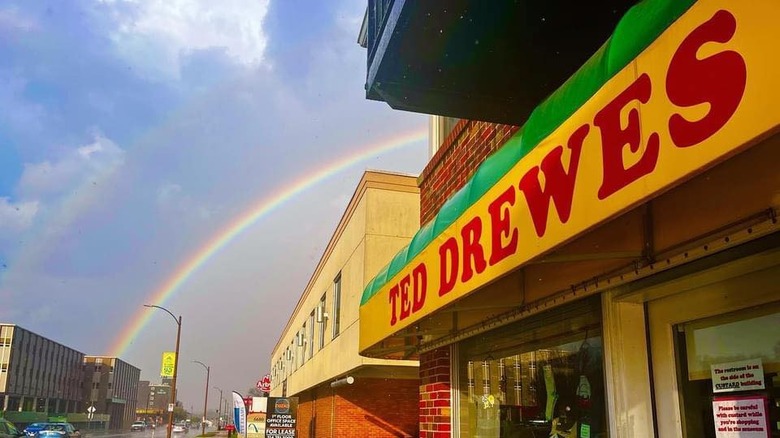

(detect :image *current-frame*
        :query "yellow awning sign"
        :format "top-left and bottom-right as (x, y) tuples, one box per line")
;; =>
(360, 0), (780, 353)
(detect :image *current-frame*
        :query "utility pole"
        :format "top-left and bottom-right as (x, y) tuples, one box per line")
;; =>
(192, 361), (210, 436)
(144, 305), (182, 438)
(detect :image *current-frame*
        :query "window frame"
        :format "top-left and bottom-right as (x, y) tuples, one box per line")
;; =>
(332, 273), (342, 339)
(318, 294), (327, 350)
(307, 311), (315, 359)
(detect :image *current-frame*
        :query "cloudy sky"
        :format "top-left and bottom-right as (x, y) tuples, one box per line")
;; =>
(0, 0), (427, 411)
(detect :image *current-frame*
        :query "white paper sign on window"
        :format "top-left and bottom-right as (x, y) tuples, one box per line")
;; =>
(712, 395), (769, 438)
(710, 358), (765, 393)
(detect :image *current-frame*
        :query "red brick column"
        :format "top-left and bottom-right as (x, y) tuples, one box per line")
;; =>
(419, 347), (452, 437)
(419, 121), (519, 224)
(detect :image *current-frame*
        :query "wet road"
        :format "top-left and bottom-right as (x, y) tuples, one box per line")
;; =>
(84, 427), (214, 438)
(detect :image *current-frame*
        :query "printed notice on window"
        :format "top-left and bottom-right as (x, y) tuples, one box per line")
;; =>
(710, 359), (765, 393)
(712, 395), (770, 438)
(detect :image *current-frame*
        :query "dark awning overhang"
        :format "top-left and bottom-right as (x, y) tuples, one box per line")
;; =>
(364, 0), (638, 124)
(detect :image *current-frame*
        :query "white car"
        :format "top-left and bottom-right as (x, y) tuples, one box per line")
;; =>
(172, 425), (187, 434)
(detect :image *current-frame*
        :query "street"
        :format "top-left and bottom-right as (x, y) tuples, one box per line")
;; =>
(83, 427), (219, 438)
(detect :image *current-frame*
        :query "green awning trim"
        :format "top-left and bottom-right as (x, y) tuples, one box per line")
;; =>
(361, 0), (696, 306)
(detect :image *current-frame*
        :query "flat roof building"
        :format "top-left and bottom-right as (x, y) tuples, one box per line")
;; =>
(83, 356), (141, 430)
(0, 324), (85, 416)
(269, 170), (422, 437)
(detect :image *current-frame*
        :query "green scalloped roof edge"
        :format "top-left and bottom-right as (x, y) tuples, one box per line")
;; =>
(361, 0), (696, 306)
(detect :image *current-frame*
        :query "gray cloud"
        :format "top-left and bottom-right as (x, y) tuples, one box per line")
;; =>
(94, 0), (271, 79)
(18, 133), (125, 199)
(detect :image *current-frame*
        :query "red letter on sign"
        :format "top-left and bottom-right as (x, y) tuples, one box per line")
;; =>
(667, 10), (746, 148)
(399, 274), (412, 320)
(389, 284), (400, 326)
(596, 73), (659, 200)
(488, 186), (518, 266)
(460, 216), (487, 283)
(519, 124), (589, 237)
(412, 263), (427, 313)
(438, 237), (459, 297)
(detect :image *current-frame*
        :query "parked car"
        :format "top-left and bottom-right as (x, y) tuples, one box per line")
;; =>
(0, 418), (24, 438)
(130, 422), (147, 432)
(37, 423), (80, 438)
(171, 424), (186, 434)
(21, 424), (46, 437)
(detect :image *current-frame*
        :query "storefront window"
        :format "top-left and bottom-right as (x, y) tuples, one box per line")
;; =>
(458, 297), (607, 437)
(675, 302), (780, 437)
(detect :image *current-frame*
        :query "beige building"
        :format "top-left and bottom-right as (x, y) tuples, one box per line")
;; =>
(269, 170), (421, 438)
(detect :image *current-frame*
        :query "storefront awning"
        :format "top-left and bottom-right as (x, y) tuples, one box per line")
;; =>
(359, 0), (780, 357)
(362, 0), (637, 125)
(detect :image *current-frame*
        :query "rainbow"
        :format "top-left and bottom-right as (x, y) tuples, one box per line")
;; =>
(109, 127), (427, 357)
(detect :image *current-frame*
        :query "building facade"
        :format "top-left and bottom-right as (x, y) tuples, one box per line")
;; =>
(147, 384), (171, 416)
(82, 356), (140, 430)
(135, 380), (150, 416)
(134, 381), (170, 425)
(269, 171), (422, 437)
(0, 324), (85, 418)
(359, 1), (780, 437)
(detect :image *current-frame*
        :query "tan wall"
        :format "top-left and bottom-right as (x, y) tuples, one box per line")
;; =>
(270, 171), (421, 396)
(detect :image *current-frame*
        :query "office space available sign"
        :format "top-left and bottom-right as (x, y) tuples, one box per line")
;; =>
(359, 0), (780, 352)
(711, 359), (765, 393)
(712, 395), (770, 438)
(265, 397), (298, 437)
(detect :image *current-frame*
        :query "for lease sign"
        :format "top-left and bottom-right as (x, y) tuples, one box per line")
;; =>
(265, 397), (298, 438)
(359, 0), (780, 351)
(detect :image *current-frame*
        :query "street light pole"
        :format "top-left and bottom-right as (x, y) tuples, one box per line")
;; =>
(193, 361), (210, 437)
(212, 387), (223, 428)
(144, 304), (182, 438)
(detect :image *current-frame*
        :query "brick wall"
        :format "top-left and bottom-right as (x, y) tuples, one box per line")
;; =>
(416, 121), (517, 437)
(295, 389), (316, 438)
(419, 121), (519, 224)
(419, 347), (451, 438)
(294, 377), (419, 438)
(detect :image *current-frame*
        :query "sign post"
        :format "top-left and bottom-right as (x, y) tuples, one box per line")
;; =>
(87, 405), (95, 430)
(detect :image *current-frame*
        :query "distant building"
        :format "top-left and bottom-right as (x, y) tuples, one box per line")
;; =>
(269, 170), (421, 437)
(147, 384), (171, 415)
(135, 380), (150, 417)
(136, 381), (150, 408)
(0, 324), (85, 415)
(135, 380), (170, 424)
(82, 356), (140, 430)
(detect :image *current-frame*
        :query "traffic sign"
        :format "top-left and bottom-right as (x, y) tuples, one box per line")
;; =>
(87, 406), (96, 413)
